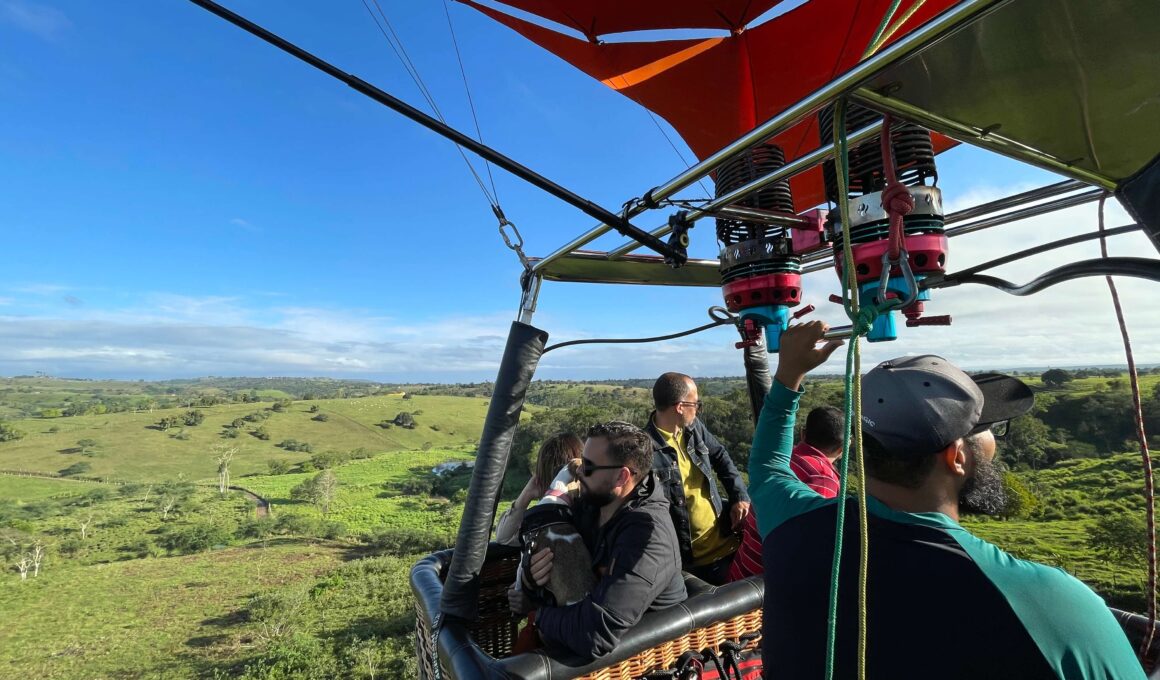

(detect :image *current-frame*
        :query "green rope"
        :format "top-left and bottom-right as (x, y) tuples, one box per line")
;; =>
(825, 97), (882, 680)
(861, 0), (904, 60)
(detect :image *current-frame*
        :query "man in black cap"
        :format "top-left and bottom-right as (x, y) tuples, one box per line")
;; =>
(748, 321), (1143, 679)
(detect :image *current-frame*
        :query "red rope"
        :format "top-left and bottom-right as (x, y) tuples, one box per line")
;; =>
(1099, 193), (1157, 661)
(879, 114), (913, 262)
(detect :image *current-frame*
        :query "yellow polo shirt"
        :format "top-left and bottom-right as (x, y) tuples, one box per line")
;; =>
(656, 424), (739, 566)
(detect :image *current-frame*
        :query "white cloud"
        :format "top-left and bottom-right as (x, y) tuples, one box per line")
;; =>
(230, 217), (259, 232)
(0, 187), (1154, 381)
(0, 1), (70, 42)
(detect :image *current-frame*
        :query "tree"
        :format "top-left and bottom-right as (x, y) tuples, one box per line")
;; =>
(393, 412), (416, 429)
(997, 415), (1068, 470)
(1088, 512), (1147, 565)
(214, 443), (237, 496)
(309, 405), (320, 413)
(268, 459), (291, 475)
(1041, 368), (1074, 388)
(155, 415), (180, 431)
(30, 540), (44, 577)
(15, 553), (32, 581)
(76, 438), (99, 456)
(290, 470), (339, 516)
(77, 514), (95, 540)
(0, 421), (25, 442)
(182, 410), (205, 426)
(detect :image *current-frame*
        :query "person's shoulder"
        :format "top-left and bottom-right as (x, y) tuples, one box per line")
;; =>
(957, 530), (1118, 624)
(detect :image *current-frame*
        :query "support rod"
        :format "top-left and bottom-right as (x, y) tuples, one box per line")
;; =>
(852, 88), (1117, 190)
(800, 187), (1104, 274)
(640, 0), (1010, 206)
(943, 180), (1086, 225)
(536, 0), (1006, 272)
(185, 0), (682, 262)
(605, 122), (882, 259)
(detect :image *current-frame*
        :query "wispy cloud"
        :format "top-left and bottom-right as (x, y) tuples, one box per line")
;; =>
(0, 186), (1154, 381)
(10, 282), (71, 295)
(0, 1), (71, 42)
(230, 217), (259, 232)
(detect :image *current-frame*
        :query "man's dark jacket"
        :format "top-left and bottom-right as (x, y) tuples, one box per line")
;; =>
(645, 415), (750, 566)
(535, 471), (687, 659)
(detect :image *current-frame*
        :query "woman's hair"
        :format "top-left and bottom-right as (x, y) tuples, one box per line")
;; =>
(534, 432), (584, 491)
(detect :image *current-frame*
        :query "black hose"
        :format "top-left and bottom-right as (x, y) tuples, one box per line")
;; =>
(929, 257), (1160, 296)
(932, 223), (1141, 281)
(542, 319), (731, 353)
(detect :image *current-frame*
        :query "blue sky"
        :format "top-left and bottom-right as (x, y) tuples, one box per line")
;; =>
(0, 0), (1156, 381)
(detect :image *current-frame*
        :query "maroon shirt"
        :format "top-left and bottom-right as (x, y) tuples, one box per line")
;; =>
(727, 442), (839, 581)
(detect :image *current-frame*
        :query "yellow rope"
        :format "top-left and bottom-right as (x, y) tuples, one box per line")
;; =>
(862, 0), (929, 59)
(831, 98), (870, 680)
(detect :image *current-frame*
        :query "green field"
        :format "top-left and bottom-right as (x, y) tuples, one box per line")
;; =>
(243, 448), (474, 536)
(1, 373), (1156, 678)
(0, 394), (489, 483)
(0, 475), (104, 501)
(0, 541), (349, 679)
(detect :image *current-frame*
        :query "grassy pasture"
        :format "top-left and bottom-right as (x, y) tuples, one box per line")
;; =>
(0, 394), (489, 483)
(242, 448), (474, 536)
(0, 541), (347, 679)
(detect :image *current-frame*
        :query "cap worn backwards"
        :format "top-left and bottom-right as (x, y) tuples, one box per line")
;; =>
(859, 355), (1033, 456)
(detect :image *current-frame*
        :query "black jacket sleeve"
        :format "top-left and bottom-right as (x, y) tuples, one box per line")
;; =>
(535, 516), (682, 659)
(700, 423), (750, 504)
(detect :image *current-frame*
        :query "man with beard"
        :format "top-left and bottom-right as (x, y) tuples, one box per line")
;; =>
(509, 421), (686, 659)
(749, 322), (1143, 679)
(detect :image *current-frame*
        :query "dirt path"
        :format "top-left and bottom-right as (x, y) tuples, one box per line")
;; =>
(229, 486), (270, 518)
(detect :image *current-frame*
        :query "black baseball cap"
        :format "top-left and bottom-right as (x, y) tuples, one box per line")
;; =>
(860, 355), (1034, 456)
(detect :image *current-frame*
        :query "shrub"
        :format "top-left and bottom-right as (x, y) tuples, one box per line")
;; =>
(59, 462), (92, 477)
(0, 421), (26, 442)
(159, 522), (231, 554)
(278, 439), (314, 453)
(182, 410), (205, 426)
(274, 513), (320, 536)
(120, 537), (157, 559)
(362, 528), (445, 555)
(318, 520), (348, 540)
(237, 516), (277, 540)
(267, 459), (291, 475)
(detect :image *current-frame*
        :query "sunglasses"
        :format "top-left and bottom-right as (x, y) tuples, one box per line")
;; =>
(678, 400), (703, 411)
(580, 458), (633, 477)
(971, 420), (1011, 439)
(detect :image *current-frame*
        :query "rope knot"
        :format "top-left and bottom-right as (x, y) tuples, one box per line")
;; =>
(882, 182), (914, 217)
(852, 307), (879, 337)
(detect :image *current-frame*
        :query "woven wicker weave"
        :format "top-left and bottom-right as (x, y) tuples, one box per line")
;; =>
(417, 548), (762, 679)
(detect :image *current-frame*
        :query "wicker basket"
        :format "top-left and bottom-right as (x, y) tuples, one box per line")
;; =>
(416, 547), (763, 680)
(575, 611), (761, 680)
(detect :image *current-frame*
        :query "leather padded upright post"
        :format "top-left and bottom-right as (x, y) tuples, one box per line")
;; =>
(441, 321), (548, 621)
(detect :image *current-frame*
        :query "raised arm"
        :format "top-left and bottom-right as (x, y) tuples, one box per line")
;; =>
(747, 322), (843, 538)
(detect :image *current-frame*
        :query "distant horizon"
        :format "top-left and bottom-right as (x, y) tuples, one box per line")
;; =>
(5, 361), (1154, 386)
